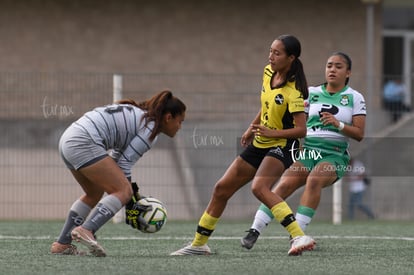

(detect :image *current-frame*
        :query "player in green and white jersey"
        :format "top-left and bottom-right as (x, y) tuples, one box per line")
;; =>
(241, 52), (366, 253)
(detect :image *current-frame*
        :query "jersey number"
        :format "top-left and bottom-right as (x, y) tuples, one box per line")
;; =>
(105, 105), (132, 114)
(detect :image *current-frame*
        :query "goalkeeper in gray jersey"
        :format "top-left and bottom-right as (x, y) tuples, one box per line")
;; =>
(50, 90), (186, 257)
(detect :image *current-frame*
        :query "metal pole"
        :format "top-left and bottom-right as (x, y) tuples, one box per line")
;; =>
(112, 74), (125, 224)
(333, 179), (342, 225)
(366, 4), (375, 137)
(113, 74), (123, 102)
(332, 1), (377, 225)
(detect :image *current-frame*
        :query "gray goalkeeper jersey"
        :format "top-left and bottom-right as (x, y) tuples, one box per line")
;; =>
(72, 104), (157, 177)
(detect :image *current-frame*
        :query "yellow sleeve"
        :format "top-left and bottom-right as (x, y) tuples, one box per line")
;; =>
(288, 88), (305, 113)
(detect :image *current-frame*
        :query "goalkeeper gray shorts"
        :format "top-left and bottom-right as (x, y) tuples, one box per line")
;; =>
(58, 124), (107, 170)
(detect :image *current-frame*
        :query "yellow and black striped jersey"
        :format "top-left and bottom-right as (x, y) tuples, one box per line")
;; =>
(253, 65), (305, 148)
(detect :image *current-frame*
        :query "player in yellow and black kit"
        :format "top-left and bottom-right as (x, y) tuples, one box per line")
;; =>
(171, 35), (316, 256)
(241, 52), (366, 254)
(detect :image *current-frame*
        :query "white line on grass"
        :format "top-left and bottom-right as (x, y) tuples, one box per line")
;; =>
(1, 235), (414, 241)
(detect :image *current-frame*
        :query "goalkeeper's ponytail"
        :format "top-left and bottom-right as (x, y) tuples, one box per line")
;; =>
(137, 90), (186, 140)
(117, 90), (186, 140)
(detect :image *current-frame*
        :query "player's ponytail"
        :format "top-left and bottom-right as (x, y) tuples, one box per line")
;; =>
(277, 34), (309, 99)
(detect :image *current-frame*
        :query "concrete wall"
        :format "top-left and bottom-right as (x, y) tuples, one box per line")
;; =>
(0, 0), (381, 87)
(0, 0), (388, 134)
(1, 0), (396, 221)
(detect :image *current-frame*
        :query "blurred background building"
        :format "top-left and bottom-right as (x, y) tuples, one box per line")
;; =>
(0, 0), (413, 221)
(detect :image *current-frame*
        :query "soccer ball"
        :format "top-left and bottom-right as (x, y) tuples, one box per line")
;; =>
(137, 197), (167, 233)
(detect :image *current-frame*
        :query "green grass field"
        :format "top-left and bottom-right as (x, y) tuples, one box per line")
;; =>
(0, 220), (413, 275)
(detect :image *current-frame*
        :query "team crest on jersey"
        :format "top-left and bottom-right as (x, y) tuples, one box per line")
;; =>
(275, 94), (284, 105)
(340, 95), (349, 106)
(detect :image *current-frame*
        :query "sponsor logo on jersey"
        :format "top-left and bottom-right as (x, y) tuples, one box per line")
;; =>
(292, 99), (305, 108)
(275, 94), (284, 105)
(310, 95), (319, 103)
(319, 104), (339, 116)
(360, 100), (367, 111)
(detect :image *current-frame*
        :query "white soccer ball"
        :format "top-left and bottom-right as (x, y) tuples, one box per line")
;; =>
(137, 197), (167, 233)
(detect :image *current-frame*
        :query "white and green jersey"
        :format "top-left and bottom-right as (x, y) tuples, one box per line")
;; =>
(304, 84), (366, 155)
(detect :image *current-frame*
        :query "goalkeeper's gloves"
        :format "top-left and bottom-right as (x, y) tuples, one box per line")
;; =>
(125, 181), (142, 210)
(125, 201), (153, 231)
(131, 181), (142, 202)
(125, 182), (151, 230)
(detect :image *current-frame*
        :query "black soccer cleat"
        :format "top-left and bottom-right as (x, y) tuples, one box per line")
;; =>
(241, 228), (260, 250)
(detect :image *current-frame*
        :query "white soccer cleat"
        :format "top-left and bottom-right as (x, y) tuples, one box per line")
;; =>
(170, 244), (211, 256)
(288, 235), (316, 256)
(71, 226), (106, 257)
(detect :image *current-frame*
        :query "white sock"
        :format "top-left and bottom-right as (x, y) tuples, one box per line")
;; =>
(295, 213), (312, 232)
(251, 209), (273, 233)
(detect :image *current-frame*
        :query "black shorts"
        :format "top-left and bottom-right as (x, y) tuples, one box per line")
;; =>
(239, 140), (299, 170)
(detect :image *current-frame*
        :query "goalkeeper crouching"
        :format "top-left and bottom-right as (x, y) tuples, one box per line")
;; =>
(50, 90), (186, 257)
